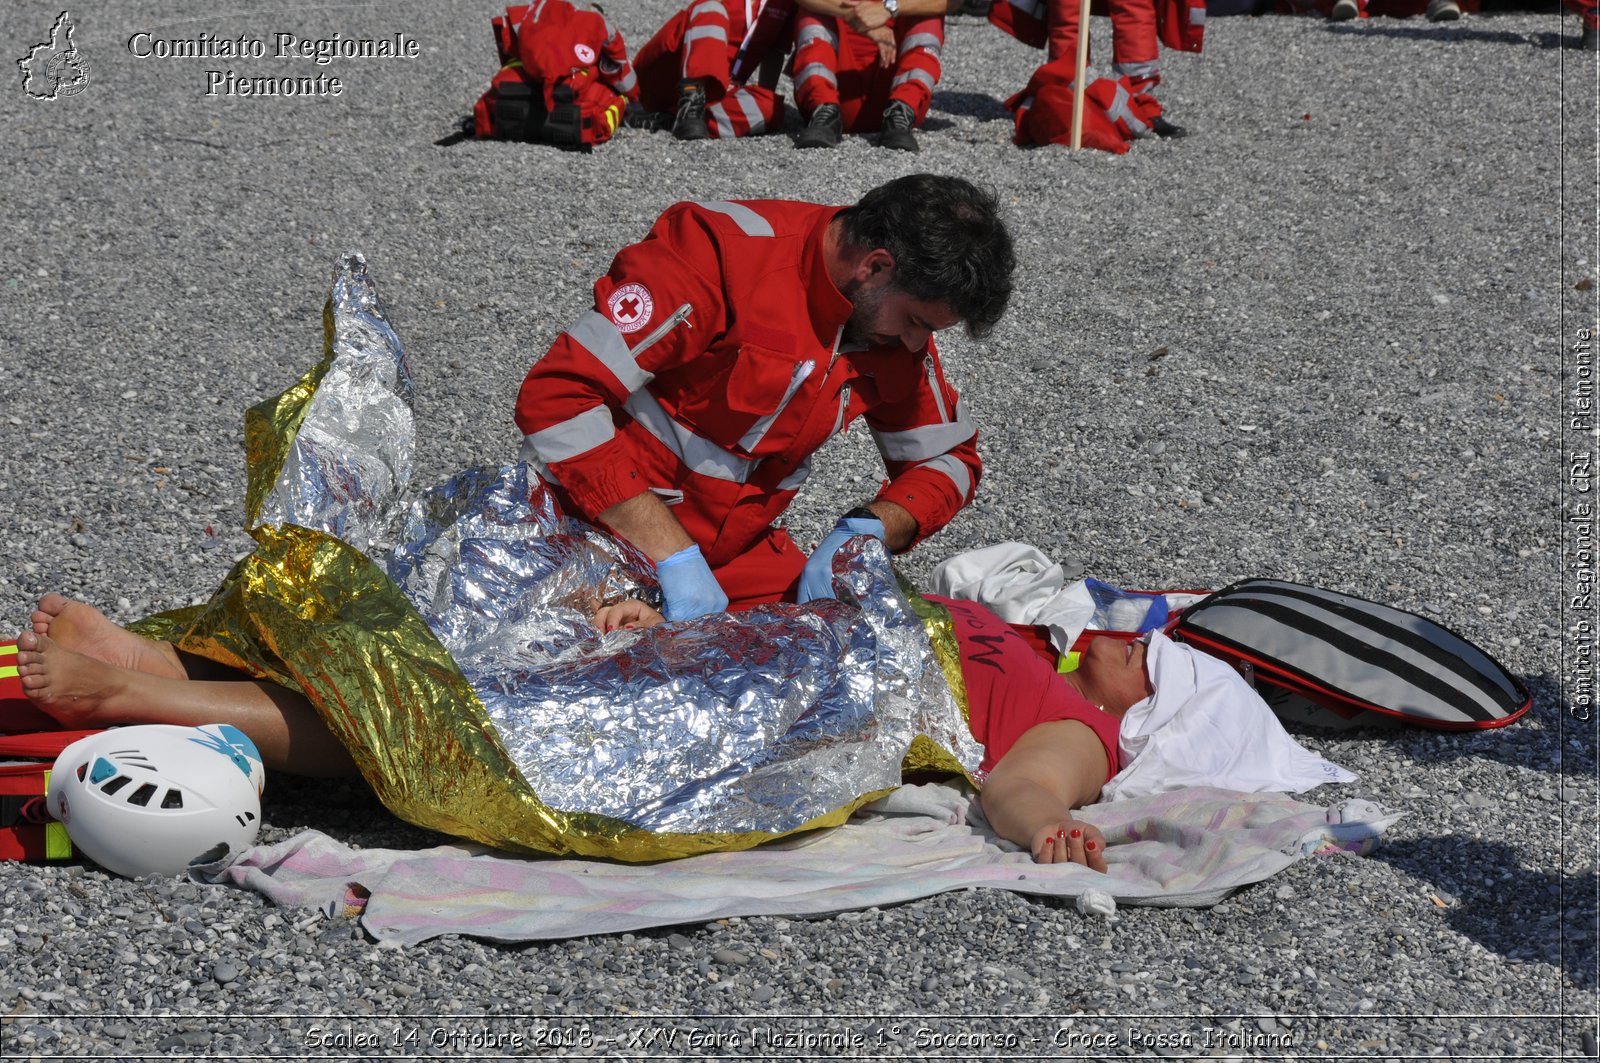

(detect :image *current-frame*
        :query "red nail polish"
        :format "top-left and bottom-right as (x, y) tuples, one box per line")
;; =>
(1057, 829), (1067, 839)
(1070, 828), (1082, 839)
(1086, 840), (1097, 851)
(1044, 836), (1054, 845)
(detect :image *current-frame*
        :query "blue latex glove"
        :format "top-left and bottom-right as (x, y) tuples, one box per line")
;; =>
(655, 544), (729, 621)
(798, 516), (887, 603)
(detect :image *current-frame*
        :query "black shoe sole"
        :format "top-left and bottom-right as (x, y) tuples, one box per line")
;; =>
(795, 132), (841, 148)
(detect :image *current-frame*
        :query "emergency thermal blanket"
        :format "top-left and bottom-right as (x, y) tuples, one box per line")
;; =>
(135, 253), (982, 862)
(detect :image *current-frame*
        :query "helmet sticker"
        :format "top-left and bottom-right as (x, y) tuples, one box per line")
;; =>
(606, 283), (654, 335)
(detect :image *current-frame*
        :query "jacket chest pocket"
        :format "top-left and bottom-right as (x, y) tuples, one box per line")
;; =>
(725, 343), (801, 414)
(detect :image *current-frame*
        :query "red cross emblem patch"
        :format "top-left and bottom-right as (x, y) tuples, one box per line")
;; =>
(574, 43), (596, 64)
(607, 283), (653, 334)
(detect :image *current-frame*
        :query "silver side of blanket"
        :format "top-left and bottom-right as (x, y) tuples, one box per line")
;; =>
(250, 251), (415, 557)
(437, 524), (982, 837)
(255, 252), (981, 843)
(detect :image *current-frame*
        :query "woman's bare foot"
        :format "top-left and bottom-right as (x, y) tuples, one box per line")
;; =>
(29, 593), (186, 680)
(14, 629), (133, 728)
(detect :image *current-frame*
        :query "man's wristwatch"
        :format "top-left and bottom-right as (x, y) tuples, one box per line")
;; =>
(882, 0), (900, 16)
(843, 506), (878, 521)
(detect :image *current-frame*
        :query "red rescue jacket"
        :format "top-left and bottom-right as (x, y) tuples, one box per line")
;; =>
(514, 200), (982, 567)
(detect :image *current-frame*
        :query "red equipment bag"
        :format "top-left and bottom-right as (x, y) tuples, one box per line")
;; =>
(1167, 579), (1532, 731)
(0, 641), (94, 861)
(472, 2), (630, 147)
(1006, 61), (1166, 154)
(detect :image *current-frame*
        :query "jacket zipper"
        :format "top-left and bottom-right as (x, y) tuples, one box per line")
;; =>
(739, 358), (814, 453)
(832, 382), (852, 435)
(632, 303), (694, 360)
(925, 355), (950, 422)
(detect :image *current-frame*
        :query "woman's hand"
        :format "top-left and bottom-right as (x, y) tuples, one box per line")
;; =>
(594, 599), (666, 633)
(1029, 818), (1108, 871)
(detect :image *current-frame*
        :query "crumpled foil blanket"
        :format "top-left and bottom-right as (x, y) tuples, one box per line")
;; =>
(141, 252), (981, 860)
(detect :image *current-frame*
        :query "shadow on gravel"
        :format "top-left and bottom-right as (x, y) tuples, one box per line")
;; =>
(929, 90), (1011, 122)
(1286, 675), (1594, 779)
(1325, 21), (1569, 47)
(264, 773), (448, 850)
(1372, 836), (1598, 987)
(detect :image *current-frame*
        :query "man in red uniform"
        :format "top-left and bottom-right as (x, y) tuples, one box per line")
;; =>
(514, 174), (1015, 620)
(633, 0), (796, 140)
(791, 0), (963, 151)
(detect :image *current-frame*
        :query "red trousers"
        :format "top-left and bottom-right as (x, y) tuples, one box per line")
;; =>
(715, 526), (807, 609)
(635, 1), (785, 136)
(791, 13), (944, 131)
(1045, 0), (1160, 91)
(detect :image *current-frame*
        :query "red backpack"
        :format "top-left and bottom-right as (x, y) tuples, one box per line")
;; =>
(473, 1), (636, 148)
(0, 649), (94, 862)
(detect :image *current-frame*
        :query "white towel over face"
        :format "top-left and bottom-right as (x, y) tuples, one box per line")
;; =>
(1102, 632), (1357, 801)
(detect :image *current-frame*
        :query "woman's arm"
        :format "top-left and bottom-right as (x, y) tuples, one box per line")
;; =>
(979, 720), (1111, 870)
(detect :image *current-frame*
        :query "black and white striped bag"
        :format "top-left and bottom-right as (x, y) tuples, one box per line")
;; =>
(1168, 579), (1531, 731)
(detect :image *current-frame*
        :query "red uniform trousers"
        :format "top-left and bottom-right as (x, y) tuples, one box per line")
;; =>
(988, 0), (1195, 95)
(713, 526), (807, 608)
(791, 13), (944, 131)
(1044, 0), (1161, 91)
(635, 1), (785, 137)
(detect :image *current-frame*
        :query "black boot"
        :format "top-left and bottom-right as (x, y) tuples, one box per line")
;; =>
(796, 103), (843, 149)
(878, 99), (920, 152)
(1151, 115), (1187, 138)
(673, 78), (710, 141)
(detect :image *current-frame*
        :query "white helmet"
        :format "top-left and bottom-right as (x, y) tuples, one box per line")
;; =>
(47, 724), (266, 878)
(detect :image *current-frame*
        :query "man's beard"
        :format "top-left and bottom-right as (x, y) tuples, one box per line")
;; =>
(841, 280), (888, 347)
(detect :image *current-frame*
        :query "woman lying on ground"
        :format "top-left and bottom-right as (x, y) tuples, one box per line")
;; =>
(14, 591), (1155, 871)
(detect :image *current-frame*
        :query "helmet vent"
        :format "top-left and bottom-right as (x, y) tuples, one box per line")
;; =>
(101, 775), (133, 796)
(235, 810), (257, 827)
(109, 750), (157, 768)
(126, 783), (158, 807)
(161, 790), (184, 809)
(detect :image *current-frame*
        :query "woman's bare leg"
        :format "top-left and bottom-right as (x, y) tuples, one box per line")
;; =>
(15, 629), (358, 778)
(30, 593), (187, 680)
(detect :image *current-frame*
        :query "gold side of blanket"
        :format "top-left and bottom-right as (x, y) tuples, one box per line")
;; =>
(899, 584), (976, 783)
(133, 523), (904, 862)
(240, 307), (335, 531)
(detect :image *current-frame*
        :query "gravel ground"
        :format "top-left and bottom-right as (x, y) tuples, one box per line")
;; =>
(1, 0), (1596, 1057)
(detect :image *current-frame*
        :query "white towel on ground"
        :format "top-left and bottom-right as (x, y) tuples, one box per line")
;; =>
(201, 784), (1396, 946)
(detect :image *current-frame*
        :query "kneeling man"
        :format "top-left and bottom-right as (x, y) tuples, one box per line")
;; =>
(514, 174), (1015, 620)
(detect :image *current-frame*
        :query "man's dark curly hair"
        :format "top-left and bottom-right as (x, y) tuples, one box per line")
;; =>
(838, 174), (1016, 339)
